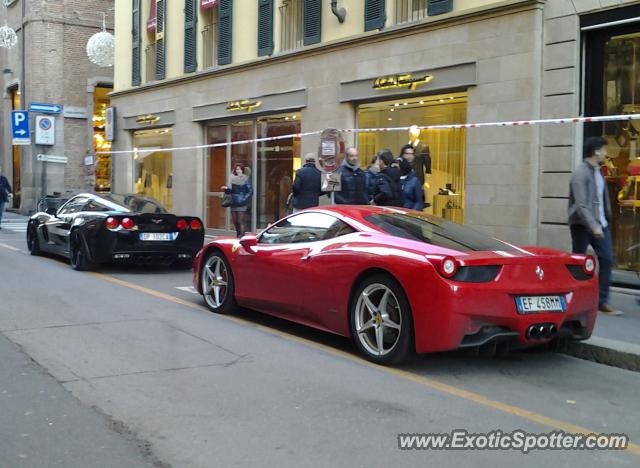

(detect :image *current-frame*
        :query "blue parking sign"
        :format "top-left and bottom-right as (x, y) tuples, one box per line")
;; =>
(11, 110), (30, 145)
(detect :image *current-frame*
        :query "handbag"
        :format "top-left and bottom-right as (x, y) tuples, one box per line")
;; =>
(221, 193), (233, 208)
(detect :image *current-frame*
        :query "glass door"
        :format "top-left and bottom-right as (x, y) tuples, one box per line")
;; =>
(230, 121), (255, 231)
(206, 125), (229, 229)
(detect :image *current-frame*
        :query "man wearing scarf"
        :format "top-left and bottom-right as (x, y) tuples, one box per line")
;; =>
(335, 147), (369, 205)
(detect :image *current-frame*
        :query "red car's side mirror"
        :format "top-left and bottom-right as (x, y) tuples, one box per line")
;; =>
(239, 234), (258, 253)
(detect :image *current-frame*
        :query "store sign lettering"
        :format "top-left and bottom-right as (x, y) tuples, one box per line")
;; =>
(136, 114), (161, 125)
(372, 74), (433, 91)
(227, 100), (262, 112)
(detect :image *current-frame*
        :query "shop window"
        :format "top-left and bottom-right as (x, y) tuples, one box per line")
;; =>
(279, 0), (304, 52)
(357, 92), (467, 222)
(585, 22), (640, 272)
(93, 86), (113, 192)
(132, 128), (173, 211)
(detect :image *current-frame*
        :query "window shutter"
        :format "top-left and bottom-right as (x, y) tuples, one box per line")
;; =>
(257, 0), (274, 57)
(427, 0), (453, 16)
(132, 0), (141, 86)
(184, 0), (197, 72)
(218, 0), (233, 65)
(155, 0), (166, 80)
(303, 0), (321, 46)
(364, 0), (386, 32)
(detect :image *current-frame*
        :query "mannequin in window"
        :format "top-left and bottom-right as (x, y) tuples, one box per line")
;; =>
(400, 125), (432, 206)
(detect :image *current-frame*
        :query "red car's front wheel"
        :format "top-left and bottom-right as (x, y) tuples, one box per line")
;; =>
(201, 252), (236, 314)
(350, 274), (414, 365)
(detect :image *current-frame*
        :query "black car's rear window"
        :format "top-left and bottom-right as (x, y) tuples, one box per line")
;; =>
(99, 195), (167, 214)
(364, 213), (518, 252)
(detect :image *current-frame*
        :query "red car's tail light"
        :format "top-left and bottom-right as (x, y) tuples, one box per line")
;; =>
(121, 217), (135, 230)
(177, 219), (188, 231)
(439, 256), (459, 278)
(583, 255), (596, 275)
(189, 219), (202, 230)
(105, 217), (119, 230)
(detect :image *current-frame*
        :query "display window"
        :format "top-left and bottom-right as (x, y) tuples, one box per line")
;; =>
(132, 128), (173, 211)
(585, 24), (640, 272)
(93, 86), (112, 192)
(357, 92), (467, 221)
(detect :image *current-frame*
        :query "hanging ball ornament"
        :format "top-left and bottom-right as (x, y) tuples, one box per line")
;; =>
(0, 24), (18, 49)
(86, 30), (114, 67)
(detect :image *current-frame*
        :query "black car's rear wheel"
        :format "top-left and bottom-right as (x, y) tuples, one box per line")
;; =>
(26, 222), (41, 255)
(200, 252), (236, 314)
(70, 230), (94, 271)
(349, 274), (414, 365)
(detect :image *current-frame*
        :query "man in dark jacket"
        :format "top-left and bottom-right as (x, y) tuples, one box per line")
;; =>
(292, 154), (323, 211)
(372, 150), (403, 207)
(0, 168), (13, 228)
(335, 147), (368, 205)
(569, 136), (621, 315)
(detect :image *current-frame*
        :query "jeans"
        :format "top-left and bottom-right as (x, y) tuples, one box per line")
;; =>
(0, 201), (5, 225)
(570, 224), (613, 306)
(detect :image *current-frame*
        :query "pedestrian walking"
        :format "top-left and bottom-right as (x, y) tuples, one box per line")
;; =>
(568, 136), (622, 316)
(222, 163), (253, 237)
(364, 156), (380, 202)
(0, 167), (13, 229)
(292, 154), (324, 211)
(372, 150), (403, 207)
(399, 159), (424, 210)
(335, 147), (369, 205)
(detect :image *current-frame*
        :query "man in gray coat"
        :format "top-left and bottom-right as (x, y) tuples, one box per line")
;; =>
(568, 136), (622, 315)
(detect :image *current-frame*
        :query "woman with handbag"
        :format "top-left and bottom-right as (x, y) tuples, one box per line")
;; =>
(221, 164), (253, 237)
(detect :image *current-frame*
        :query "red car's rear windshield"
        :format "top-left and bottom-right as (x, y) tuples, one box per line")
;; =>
(364, 213), (518, 252)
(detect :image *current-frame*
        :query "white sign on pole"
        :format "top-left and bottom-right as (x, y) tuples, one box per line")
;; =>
(35, 116), (55, 145)
(105, 107), (115, 141)
(36, 154), (68, 164)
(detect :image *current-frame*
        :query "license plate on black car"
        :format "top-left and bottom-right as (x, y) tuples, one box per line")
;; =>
(515, 295), (566, 314)
(139, 232), (176, 241)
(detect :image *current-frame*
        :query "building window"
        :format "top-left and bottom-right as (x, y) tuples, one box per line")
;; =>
(585, 21), (640, 272)
(394, 0), (427, 25)
(279, 0), (303, 53)
(201, 5), (218, 68)
(357, 92), (467, 222)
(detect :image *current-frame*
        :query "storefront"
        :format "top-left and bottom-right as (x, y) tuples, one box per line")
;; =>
(583, 5), (640, 272)
(92, 86), (113, 192)
(121, 111), (176, 211)
(193, 89), (306, 233)
(340, 63), (474, 221)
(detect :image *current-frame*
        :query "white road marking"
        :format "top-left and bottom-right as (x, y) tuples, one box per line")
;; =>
(1, 221), (28, 233)
(0, 242), (21, 251)
(175, 286), (198, 294)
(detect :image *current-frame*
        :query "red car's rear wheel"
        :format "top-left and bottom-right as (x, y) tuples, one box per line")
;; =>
(350, 274), (414, 365)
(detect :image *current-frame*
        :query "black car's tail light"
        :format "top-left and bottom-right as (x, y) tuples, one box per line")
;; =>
(451, 265), (501, 283)
(190, 219), (202, 230)
(121, 218), (135, 230)
(177, 219), (188, 231)
(105, 217), (119, 230)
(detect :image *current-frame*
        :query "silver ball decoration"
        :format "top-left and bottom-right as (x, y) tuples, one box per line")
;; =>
(0, 24), (18, 49)
(86, 30), (115, 67)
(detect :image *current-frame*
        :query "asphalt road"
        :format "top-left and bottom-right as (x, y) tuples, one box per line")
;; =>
(1, 229), (639, 468)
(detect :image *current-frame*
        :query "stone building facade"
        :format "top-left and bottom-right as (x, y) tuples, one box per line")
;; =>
(0, 0), (114, 213)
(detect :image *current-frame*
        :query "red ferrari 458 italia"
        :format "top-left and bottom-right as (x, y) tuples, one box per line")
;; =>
(193, 206), (598, 365)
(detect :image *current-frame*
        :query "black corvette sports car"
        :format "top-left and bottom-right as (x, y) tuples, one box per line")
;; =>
(27, 193), (205, 270)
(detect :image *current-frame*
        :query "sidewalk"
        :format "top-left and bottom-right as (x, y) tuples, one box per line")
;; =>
(563, 287), (640, 372)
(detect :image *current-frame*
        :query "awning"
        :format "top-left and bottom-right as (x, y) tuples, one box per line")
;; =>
(201, 0), (217, 10)
(147, 0), (157, 33)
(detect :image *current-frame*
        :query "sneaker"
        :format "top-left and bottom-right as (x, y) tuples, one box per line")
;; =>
(598, 304), (624, 316)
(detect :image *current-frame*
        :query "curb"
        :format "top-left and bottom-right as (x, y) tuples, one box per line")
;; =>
(561, 337), (640, 373)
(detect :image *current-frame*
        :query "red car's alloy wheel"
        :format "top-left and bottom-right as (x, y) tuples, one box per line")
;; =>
(201, 253), (236, 314)
(351, 275), (413, 364)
